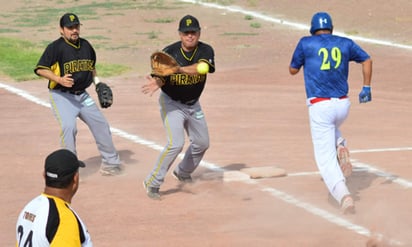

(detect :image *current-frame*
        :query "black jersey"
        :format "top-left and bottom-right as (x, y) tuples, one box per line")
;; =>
(34, 37), (96, 91)
(161, 41), (215, 103)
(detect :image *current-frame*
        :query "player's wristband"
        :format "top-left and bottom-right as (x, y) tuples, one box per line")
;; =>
(94, 76), (101, 85)
(362, 85), (371, 92)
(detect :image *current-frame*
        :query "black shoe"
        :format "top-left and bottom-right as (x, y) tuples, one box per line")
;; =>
(172, 170), (193, 183)
(143, 182), (160, 200)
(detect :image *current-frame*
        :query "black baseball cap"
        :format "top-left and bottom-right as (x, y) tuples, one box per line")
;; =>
(178, 15), (201, 32)
(45, 149), (84, 180)
(60, 13), (81, 28)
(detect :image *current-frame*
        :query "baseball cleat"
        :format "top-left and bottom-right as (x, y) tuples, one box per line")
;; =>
(172, 170), (193, 183)
(99, 165), (122, 176)
(143, 181), (161, 200)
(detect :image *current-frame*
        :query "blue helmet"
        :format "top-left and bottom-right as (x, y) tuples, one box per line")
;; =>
(310, 12), (333, 35)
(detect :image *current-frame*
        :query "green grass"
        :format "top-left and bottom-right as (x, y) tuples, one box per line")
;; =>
(0, 37), (42, 81)
(151, 17), (175, 23)
(0, 37), (129, 82)
(0, 28), (20, 33)
(250, 22), (261, 28)
(95, 63), (130, 77)
(222, 32), (259, 36)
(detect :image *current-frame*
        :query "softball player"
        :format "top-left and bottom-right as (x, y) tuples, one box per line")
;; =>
(289, 12), (372, 214)
(16, 149), (92, 246)
(34, 13), (121, 175)
(142, 15), (215, 199)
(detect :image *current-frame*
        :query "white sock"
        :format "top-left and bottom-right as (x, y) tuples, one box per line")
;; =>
(332, 180), (350, 203)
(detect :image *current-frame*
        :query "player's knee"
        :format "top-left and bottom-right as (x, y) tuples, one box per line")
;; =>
(192, 139), (209, 152)
(61, 121), (77, 134)
(167, 142), (184, 154)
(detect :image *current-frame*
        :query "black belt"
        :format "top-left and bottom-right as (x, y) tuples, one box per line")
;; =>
(176, 99), (198, 106)
(59, 89), (85, 95)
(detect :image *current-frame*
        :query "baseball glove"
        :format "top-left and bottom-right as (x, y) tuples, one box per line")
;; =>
(95, 82), (113, 108)
(150, 51), (180, 77)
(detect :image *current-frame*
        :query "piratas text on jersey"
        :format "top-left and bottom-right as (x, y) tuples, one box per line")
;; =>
(170, 74), (206, 86)
(64, 59), (94, 74)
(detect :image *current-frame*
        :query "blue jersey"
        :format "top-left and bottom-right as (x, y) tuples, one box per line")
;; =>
(290, 34), (370, 98)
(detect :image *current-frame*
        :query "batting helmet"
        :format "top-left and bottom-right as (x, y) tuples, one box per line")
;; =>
(310, 12), (333, 35)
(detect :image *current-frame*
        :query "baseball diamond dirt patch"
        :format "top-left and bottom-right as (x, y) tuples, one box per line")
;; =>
(1, 0), (412, 246)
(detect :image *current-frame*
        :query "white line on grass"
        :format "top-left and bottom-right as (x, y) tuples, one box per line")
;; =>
(1, 81), (407, 245)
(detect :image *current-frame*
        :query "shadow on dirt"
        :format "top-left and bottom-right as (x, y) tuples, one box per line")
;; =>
(80, 149), (137, 177)
(328, 168), (396, 209)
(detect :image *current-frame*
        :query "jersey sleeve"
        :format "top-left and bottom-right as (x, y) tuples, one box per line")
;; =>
(290, 38), (305, 69)
(349, 41), (370, 63)
(34, 42), (63, 89)
(198, 43), (215, 73)
(85, 39), (97, 69)
(34, 42), (58, 75)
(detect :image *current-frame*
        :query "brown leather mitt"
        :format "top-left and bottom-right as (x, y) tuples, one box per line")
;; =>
(150, 51), (180, 77)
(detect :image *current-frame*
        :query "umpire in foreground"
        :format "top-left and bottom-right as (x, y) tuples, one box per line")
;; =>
(16, 149), (92, 246)
(142, 15), (215, 199)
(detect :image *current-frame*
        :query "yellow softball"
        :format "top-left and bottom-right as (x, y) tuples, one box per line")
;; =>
(197, 62), (209, 74)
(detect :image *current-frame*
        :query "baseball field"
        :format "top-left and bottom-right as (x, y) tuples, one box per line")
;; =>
(1, 0), (412, 246)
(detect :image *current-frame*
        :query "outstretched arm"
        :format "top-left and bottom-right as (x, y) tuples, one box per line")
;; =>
(141, 75), (165, 96)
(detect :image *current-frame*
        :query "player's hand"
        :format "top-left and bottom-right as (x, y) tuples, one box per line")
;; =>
(359, 85), (371, 103)
(59, 74), (74, 87)
(141, 75), (163, 96)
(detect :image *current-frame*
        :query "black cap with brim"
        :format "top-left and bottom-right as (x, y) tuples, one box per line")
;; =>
(45, 149), (84, 180)
(60, 13), (81, 28)
(178, 15), (200, 32)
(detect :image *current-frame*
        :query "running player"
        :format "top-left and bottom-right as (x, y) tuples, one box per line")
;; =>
(34, 13), (121, 175)
(16, 149), (92, 246)
(142, 15), (215, 200)
(289, 12), (372, 214)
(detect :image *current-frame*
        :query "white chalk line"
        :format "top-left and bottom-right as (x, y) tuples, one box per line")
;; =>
(1, 81), (408, 244)
(289, 160), (412, 189)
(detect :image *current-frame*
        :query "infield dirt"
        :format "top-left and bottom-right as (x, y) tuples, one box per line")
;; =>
(2, 0), (412, 246)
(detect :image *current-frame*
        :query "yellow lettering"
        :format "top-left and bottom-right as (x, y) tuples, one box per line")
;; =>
(63, 60), (94, 74)
(170, 74), (206, 86)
